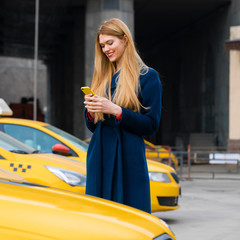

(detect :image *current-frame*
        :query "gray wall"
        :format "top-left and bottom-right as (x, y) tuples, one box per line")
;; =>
(0, 57), (47, 116)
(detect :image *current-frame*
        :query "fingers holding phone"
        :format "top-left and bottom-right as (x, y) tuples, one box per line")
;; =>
(85, 95), (122, 117)
(84, 94), (94, 102)
(81, 86), (121, 117)
(81, 86), (96, 118)
(84, 95), (101, 112)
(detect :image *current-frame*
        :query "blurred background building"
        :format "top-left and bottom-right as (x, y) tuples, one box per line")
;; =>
(0, 0), (240, 150)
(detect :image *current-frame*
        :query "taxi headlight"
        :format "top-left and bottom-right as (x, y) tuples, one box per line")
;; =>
(158, 219), (175, 238)
(148, 172), (171, 183)
(153, 233), (174, 240)
(45, 166), (86, 186)
(160, 219), (175, 239)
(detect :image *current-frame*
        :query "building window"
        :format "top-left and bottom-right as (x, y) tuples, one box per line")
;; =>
(104, 0), (119, 10)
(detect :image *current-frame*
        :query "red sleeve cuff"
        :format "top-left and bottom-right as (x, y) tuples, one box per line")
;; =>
(87, 110), (94, 120)
(116, 112), (122, 121)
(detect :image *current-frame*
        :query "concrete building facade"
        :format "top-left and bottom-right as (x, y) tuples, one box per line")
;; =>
(228, 25), (240, 150)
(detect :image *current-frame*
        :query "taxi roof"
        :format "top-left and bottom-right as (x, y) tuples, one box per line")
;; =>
(0, 117), (48, 127)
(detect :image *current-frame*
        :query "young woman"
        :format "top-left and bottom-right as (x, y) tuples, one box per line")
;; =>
(83, 18), (162, 213)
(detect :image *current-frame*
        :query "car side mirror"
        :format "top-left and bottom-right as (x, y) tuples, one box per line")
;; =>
(52, 144), (71, 156)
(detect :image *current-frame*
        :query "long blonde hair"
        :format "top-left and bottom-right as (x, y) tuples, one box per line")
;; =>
(91, 18), (146, 122)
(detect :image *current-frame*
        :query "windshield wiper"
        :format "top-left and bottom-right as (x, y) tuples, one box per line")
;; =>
(10, 150), (29, 154)
(32, 150), (40, 154)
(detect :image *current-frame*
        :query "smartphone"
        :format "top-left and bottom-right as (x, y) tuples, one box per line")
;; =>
(81, 86), (95, 96)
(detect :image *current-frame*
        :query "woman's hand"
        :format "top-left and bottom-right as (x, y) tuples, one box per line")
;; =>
(84, 95), (122, 117)
(84, 94), (95, 118)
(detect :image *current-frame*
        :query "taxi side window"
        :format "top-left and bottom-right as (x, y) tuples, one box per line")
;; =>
(2, 124), (61, 153)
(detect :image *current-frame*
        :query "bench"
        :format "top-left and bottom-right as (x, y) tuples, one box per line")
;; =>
(209, 153), (240, 164)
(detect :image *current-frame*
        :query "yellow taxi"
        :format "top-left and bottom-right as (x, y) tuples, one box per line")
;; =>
(0, 131), (86, 194)
(85, 137), (179, 170)
(0, 117), (180, 212)
(0, 99), (180, 212)
(145, 140), (178, 170)
(0, 178), (176, 240)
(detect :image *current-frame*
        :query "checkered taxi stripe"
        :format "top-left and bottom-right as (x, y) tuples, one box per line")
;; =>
(9, 163), (32, 173)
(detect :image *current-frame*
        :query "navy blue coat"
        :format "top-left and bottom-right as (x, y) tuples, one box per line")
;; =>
(85, 68), (162, 213)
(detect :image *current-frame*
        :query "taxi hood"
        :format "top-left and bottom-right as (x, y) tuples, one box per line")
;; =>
(0, 180), (175, 239)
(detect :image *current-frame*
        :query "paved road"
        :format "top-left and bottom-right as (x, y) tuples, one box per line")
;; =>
(153, 178), (240, 240)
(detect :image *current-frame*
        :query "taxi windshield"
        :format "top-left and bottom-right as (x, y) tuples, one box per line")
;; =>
(44, 125), (89, 152)
(0, 131), (36, 154)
